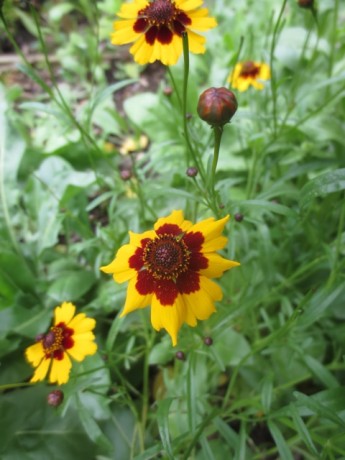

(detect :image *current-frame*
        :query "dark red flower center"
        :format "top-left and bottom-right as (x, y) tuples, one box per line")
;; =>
(133, 0), (192, 46)
(143, 234), (190, 280)
(240, 61), (260, 78)
(41, 322), (74, 360)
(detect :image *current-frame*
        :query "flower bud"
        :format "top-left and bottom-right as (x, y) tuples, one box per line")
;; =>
(298, 0), (314, 8)
(234, 213), (244, 222)
(197, 87), (238, 126)
(47, 389), (64, 407)
(204, 336), (213, 346)
(186, 167), (198, 177)
(175, 351), (186, 361)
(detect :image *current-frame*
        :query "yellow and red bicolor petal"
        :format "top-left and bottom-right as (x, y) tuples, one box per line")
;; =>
(200, 253), (240, 278)
(121, 274), (154, 316)
(111, 20), (140, 45)
(49, 353), (72, 385)
(31, 357), (51, 383)
(182, 276), (221, 320)
(150, 294), (186, 346)
(188, 215), (230, 252)
(68, 332), (97, 361)
(54, 302), (76, 326)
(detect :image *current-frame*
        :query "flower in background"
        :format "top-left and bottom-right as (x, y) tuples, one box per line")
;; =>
(25, 302), (97, 385)
(101, 210), (239, 345)
(229, 61), (270, 92)
(111, 0), (217, 66)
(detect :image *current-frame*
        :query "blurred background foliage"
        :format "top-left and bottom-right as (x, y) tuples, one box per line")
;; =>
(0, 0), (345, 458)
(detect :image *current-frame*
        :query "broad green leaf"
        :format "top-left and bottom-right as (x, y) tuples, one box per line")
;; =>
(47, 270), (96, 302)
(213, 328), (251, 367)
(299, 168), (345, 211)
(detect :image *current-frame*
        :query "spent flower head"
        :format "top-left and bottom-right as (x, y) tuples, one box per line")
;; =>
(101, 210), (239, 345)
(111, 0), (217, 66)
(25, 302), (97, 385)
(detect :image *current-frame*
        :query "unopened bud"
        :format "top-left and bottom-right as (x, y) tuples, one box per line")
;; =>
(186, 167), (198, 177)
(204, 337), (213, 346)
(234, 213), (244, 222)
(298, 0), (314, 8)
(120, 169), (132, 181)
(197, 87), (238, 126)
(175, 351), (186, 361)
(163, 86), (173, 96)
(47, 389), (64, 407)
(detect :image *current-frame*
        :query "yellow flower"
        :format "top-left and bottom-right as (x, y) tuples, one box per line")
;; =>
(111, 0), (217, 66)
(101, 210), (239, 345)
(25, 302), (97, 385)
(228, 61), (271, 92)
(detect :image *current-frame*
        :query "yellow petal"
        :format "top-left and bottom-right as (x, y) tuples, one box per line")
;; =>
(190, 16), (218, 31)
(202, 235), (228, 252)
(258, 62), (271, 80)
(186, 30), (206, 54)
(68, 313), (96, 333)
(177, 0), (204, 11)
(150, 295), (185, 346)
(49, 354), (72, 385)
(30, 357), (51, 383)
(117, 0), (148, 19)
(100, 244), (137, 283)
(200, 253), (240, 278)
(251, 79), (265, 90)
(130, 35), (154, 65)
(68, 338), (97, 362)
(54, 302), (76, 326)
(111, 27), (140, 45)
(120, 276), (152, 316)
(25, 342), (45, 366)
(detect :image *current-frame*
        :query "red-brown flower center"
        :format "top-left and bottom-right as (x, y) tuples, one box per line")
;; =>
(240, 61), (260, 78)
(133, 0), (192, 45)
(42, 322), (74, 359)
(145, 0), (176, 24)
(143, 234), (190, 280)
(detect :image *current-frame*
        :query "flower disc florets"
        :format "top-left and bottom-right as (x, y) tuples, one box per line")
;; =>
(42, 323), (74, 359)
(143, 234), (190, 280)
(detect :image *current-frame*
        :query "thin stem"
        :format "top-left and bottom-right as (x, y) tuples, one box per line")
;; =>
(181, 33), (206, 181)
(269, 0), (288, 137)
(328, 0), (339, 77)
(327, 194), (345, 288)
(209, 125), (223, 216)
(167, 66), (182, 110)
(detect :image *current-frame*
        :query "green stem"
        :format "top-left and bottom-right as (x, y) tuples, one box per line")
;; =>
(327, 194), (345, 288)
(0, 382), (33, 392)
(167, 66), (182, 110)
(328, 0), (339, 77)
(269, 0), (288, 137)
(181, 34), (206, 181)
(209, 125), (223, 214)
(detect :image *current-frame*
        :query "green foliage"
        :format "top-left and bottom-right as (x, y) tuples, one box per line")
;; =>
(1, 0), (345, 458)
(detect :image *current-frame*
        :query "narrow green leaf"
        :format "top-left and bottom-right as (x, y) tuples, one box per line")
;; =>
(156, 398), (175, 460)
(294, 391), (345, 428)
(268, 420), (294, 460)
(289, 404), (318, 456)
(105, 315), (125, 352)
(303, 355), (339, 389)
(241, 199), (297, 217)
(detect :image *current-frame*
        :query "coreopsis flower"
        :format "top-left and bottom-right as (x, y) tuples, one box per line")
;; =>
(101, 210), (239, 345)
(229, 61), (271, 92)
(25, 302), (97, 385)
(111, 0), (217, 66)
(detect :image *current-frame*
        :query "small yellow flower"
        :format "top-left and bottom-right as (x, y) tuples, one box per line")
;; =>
(25, 302), (97, 385)
(101, 210), (239, 346)
(228, 61), (271, 92)
(111, 0), (217, 66)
